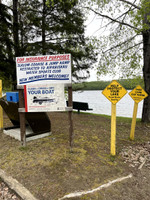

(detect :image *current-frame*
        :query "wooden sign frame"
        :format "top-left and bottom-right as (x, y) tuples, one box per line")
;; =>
(17, 54), (73, 148)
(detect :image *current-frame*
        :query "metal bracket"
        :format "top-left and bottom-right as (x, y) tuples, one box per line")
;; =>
(18, 108), (25, 112)
(17, 85), (24, 89)
(65, 107), (73, 111)
(65, 83), (72, 88)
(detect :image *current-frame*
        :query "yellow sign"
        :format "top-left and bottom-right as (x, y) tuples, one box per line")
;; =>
(129, 85), (148, 103)
(102, 80), (127, 104)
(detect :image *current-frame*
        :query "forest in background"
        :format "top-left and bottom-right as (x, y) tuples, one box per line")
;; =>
(72, 77), (144, 91)
(2, 77), (144, 92)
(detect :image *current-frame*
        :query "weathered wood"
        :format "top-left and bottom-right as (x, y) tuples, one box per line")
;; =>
(130, 102), (138, 140)
(68, 86), (74, 149)
(18, 89), (26, 146)
(0, 80), (3, 130)
(111, 103), (116, 156)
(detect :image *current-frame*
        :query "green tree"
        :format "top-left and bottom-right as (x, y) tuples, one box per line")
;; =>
(0, 1), (15, 86)
(84, 0), (150, 122)
(29, 0), (97, 80)
(0, 0), (97, 85)
(18, 0), (98, 80)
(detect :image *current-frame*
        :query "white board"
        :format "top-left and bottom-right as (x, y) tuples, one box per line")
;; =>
(24, 84), (66, 112)
(16, 54), (71, 85)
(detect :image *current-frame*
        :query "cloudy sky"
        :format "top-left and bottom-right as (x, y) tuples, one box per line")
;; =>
(85, 12), (119, 82)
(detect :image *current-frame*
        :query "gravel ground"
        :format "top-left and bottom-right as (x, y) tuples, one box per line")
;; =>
(0, 181), (21, 200)
(120, 141), (150, 169)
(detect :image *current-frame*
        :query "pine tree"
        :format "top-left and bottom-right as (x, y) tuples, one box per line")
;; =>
(18, 0), (97, 80)
(0, 0), (97, 85)
(0, 1), (14, 85)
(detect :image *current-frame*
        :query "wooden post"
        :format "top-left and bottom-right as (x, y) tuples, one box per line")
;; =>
(68, 86), (74, 149)
(111, 103), (116, 156)
(0, 80), (3, 130)
(18, 89), (26, 146)
(130, 102), (138, 140)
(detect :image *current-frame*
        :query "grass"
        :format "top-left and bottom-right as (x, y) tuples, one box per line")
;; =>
(73, 110), (142, 123)
(0, 112), (149, 200)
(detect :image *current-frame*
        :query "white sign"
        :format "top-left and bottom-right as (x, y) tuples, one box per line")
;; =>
(16, 54), (71, 85)
(24, 84), (66, 112)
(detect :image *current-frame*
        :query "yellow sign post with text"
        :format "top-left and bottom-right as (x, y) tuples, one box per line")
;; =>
(102, 80), (127, 156)
(0, 80), (3, 130)
(129, 85), (148, 140)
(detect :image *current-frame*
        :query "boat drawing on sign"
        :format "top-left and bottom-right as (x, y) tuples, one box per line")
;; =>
(33, 96), (56, 105)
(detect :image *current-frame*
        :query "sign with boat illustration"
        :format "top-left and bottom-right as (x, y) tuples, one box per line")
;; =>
(24, 84), (66, 112)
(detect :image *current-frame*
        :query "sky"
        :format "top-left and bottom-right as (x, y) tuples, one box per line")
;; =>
(85, 12), (119, 82)
(84, 16), (98, 82)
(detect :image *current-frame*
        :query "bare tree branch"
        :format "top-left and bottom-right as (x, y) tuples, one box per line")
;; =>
(1, 2), (13, 11)
(121, 0), (137, 25)
(104, 34), (142, 53)
(114, 42), (143, 58)
(119, 0), (141, 10)
(91, 8), (135, 35)
(84, 7), (140, 31)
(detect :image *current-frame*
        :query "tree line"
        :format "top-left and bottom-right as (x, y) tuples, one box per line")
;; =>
(72, 77), (144, 91)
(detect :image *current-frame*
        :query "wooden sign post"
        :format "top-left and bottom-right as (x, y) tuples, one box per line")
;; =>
(68, 86), (74, 149)
(111, 103), (116, 156)
(102, 80), (127, 156)
(0, 80), (3, 130)
(130, 102), (138, 140)
(18, 88), (26, 146)
(129, 85), (148, 140)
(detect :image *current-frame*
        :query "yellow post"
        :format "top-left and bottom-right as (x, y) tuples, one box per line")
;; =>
(0, 80), (3, 130)
(111, 103), (116, 156)
(130, 102), (138, 140)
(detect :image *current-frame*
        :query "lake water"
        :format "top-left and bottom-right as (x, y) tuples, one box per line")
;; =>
(73, 90), (143, 118)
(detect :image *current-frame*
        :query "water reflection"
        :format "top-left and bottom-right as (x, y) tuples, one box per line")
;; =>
(73, 90), (143, 118)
